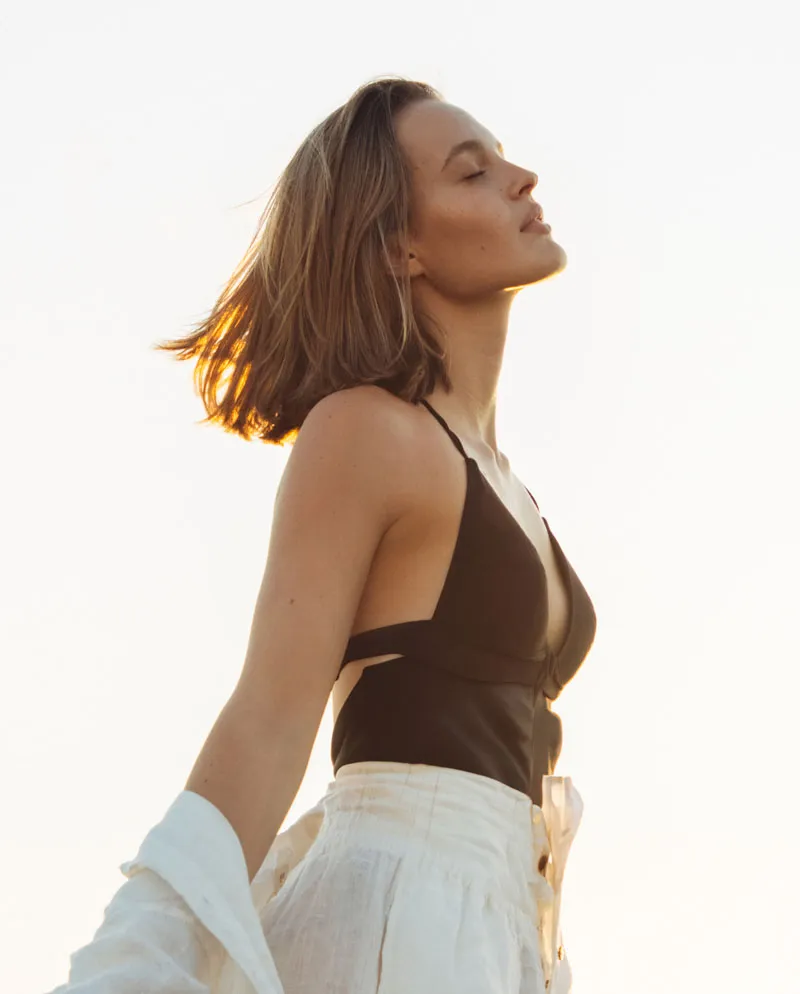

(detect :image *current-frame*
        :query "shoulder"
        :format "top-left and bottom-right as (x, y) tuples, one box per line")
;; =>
(302, 384), (417, 437)
(282, 385), (430, 526)
(295, 385), (426, 468)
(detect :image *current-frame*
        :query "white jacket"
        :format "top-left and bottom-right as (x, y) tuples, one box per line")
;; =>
(47, 775), (583, 994)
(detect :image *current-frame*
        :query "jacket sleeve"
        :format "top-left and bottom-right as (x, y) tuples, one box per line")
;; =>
(46, 790), (289, 994)
(47, 867), (217, 993)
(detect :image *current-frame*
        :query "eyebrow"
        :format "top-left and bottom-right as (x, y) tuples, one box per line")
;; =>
(441, 138), (505, 172)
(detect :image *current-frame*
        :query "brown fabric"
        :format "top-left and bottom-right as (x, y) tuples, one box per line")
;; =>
(331, 400), (596, 806)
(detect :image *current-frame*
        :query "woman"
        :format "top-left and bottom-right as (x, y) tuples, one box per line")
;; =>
(50, 76), (596, 994)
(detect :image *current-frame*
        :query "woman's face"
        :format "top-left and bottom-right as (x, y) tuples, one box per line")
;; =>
(395, 99), (567, 299)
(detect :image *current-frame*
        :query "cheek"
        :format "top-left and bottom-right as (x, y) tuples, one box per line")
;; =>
(413, 196), (516, 283)
(430, 204), (511, 254)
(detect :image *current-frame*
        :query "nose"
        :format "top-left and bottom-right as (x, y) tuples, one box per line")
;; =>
(521, 170), (538, 193)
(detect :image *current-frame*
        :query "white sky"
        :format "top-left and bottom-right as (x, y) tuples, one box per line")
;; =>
(2, 2), (799, 992)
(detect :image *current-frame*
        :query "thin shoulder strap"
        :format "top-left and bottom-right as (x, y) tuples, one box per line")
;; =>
(524, 485), (541, 512)
(420, 401), (543, 513)
(418, 399), (468, 460)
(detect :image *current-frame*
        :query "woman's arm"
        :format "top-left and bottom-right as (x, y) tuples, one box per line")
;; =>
(184, 384), (413, 882)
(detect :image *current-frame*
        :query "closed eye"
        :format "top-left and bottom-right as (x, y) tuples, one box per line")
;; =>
(464, 170), (486, 180)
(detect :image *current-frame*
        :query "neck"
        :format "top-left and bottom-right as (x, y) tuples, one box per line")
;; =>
(413, 282), (520, 461)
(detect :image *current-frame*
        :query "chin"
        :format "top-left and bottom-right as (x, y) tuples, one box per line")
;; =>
(544, 234), (568, 268)
(510, 241), (567, 290)
(531, 237), (568, 282)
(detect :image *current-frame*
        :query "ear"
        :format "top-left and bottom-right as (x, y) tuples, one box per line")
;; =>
(386, 232), (423, 279)
(384, 229), (424, 280)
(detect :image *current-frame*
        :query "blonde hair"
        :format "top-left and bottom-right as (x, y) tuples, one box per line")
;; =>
(153, 75), (452, 445)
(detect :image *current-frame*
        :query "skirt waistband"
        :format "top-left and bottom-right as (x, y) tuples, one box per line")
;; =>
(324, 761), (550, 879)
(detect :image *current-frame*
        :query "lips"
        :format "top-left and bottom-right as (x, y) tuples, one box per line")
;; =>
(521, 204), (545, 230)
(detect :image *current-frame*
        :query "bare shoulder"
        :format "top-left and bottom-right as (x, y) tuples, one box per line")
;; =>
(280, 385), (426, 527)
(298, 384), (419, 448)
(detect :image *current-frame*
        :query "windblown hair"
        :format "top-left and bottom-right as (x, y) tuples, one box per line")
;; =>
(153, 76), (452, 445)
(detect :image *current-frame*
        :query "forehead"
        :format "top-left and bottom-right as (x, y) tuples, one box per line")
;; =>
(395, 100), (500, 173)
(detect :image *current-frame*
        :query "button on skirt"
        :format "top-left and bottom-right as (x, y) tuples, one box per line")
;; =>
(251, 761), (577, 994)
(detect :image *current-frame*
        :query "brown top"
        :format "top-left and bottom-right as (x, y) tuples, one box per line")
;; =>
(331, 399), (597, 807)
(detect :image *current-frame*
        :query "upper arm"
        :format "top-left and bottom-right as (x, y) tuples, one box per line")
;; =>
(230, 386), (414, 743)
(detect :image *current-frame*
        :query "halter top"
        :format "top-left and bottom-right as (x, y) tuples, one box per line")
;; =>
(330, 399), (597, 806)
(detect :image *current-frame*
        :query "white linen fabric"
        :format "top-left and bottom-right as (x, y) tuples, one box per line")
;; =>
(47, 761), (583, 994)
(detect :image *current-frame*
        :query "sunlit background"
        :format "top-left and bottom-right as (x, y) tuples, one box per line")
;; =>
(2, 2), (798, 992)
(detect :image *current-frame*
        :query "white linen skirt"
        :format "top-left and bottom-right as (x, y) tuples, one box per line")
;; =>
(250, 761), (582, 994)
(49, 761), (582, 994)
